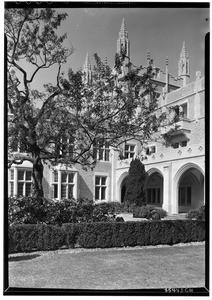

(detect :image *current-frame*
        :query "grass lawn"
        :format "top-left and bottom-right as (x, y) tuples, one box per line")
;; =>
(9, 243), (205, 290)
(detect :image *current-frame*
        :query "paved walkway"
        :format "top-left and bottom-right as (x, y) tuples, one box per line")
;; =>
(116, 213), (187, 222)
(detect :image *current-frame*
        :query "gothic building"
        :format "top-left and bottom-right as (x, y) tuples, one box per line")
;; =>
(8, 18), (205, 215)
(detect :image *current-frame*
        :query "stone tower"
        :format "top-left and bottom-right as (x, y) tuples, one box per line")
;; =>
(178, 41), (190, 86)
(83, 53), (92, 84)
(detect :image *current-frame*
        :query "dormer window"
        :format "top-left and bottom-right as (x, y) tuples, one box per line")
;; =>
(146, 145), (156, 155)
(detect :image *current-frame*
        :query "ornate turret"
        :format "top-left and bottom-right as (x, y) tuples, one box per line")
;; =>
(83, 53), (92, 84)
(117, 18), (130, 58)
(178, 41), (190, 86)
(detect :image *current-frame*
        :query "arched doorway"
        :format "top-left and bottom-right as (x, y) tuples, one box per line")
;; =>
(146, 172), (163, 207)
(120, 176), (128, 203)
(178, 167), (204, 213)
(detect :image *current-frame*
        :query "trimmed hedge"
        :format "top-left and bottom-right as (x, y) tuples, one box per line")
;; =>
(8, 220), (205, 253)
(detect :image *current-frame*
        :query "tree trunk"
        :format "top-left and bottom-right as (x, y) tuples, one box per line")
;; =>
(31, 158), (44, 198)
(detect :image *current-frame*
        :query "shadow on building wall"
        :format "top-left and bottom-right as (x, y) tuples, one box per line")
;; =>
(78, 174), (93, 200)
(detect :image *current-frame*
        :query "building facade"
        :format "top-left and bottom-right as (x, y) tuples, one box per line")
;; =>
(8, 19), (205, 215)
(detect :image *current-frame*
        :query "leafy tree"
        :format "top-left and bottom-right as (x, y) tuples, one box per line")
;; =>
(124, 158), (147, 207)
(6, 8), (176, 198)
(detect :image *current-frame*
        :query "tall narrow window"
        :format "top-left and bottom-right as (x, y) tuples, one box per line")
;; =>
(95, 176), (107, 201)
(179, 186), (191, 205)
(147, 188), (161, 205)
(17, 170), (32, 196)
(180, 103), (188, 119)
(93, 140), (110, 161)
(9, 169), (14, 196)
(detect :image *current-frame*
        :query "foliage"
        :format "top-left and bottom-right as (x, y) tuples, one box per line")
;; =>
(8, 196), (116, 226)
(6, 8), (176, 197)
(115, 217), (125, 222)
(9, 220), (205, 253)
(124, 158), (147, 206)
(133, 205), (167, 219)
(186, 205), (205, 221)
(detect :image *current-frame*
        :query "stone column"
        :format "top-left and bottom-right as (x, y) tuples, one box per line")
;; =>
(110, 147), (117, 202)
(162, 163), (172, 214)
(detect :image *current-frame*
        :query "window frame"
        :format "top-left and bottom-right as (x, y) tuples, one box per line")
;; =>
(146, 144), (156, 156)
(124, 143), (136, 159)
(93, 140), (110, 162)
(9, 168), (32, 197)
(94, 172), (109, 202)
(52, 170), (76, 200)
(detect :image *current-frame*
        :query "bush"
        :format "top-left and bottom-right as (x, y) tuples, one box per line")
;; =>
(8, 196), (117, 226)
(133, 206), (167, 219)
(187, 205), (205, 221)
(8, 219), (205, 253)
(115, 217), (125, 222)
(124, 158), (146, 207)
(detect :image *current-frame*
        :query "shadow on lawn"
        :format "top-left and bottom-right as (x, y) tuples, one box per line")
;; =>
(9, 254), (41, 262)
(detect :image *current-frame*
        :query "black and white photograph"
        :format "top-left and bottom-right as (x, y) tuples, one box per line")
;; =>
(4, 1), (209, 296)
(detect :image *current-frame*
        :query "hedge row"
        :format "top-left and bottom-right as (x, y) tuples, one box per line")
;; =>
(8, 220), (205, 253)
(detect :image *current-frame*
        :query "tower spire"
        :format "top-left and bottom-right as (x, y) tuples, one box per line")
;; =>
(83, 53), (92, 84)
(117, 17), (130, 58)
(178, 41), (190, 86)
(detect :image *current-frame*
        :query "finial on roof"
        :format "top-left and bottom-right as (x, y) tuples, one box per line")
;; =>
(104, 53), (107, 65)
(147, 49), (151, 61)
(166, 56), (169, 66)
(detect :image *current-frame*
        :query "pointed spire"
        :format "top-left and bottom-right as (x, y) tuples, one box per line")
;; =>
(117, 18), (130, 58)
(180, 41), (189, 59)
(178, 41), (190, 86)
(165, 56), (169, 93)
(83, 53), (91, 71)
(120, 18), (128, 38)
(83, 53), (92, 84)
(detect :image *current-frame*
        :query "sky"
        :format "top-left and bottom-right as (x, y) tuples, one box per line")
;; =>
(8, 6), (210, 90)
(30, 6), (209, 90)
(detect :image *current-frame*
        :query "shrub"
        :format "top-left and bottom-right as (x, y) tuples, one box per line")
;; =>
(187, 205), (205, 221)
(8, 219), (205, 253)
(8, 196), (117, 225)
(133, 205), (167, 219)
(124, 158), (146, 207)
(115, 216), (125, 222)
